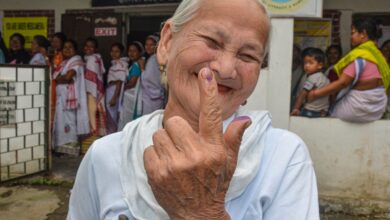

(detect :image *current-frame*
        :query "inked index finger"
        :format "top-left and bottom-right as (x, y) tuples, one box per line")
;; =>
(198, 67), (223, 145)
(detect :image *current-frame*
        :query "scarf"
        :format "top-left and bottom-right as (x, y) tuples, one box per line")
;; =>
(334, 41), (390, 91)
(120, 109), (271, 219)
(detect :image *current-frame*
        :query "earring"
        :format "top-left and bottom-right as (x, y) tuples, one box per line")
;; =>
(160, 65), (168, 89)
(241, 100), (247, 106)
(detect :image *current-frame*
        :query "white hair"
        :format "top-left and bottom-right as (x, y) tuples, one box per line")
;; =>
(169, 0), (271, 56)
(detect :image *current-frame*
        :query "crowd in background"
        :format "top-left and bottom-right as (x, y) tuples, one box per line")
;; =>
(0, 30), (166, 156)
(290, 17), (390, 123)
(0, 17), (390, 156)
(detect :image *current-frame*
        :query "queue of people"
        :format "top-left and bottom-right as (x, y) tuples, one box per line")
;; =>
(291, 17), (390, 123)
(0, 30), (166, 156)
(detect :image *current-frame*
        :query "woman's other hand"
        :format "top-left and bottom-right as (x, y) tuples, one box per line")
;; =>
(144, 68), (251, 219)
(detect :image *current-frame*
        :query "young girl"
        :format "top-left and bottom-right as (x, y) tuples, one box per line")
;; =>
(84, 37), (106, 137)
(106, 43), (128, 134)
(118, 41), (145, 130)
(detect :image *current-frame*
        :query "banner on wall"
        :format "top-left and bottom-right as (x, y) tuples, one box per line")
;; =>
(2, 17), (48, 49)
(294, 19), (332, 51)
(261, 0), (323, 18)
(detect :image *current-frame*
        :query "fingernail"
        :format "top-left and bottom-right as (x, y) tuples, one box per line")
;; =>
(201, 68), (213, 82)
(233, 116), (251, 122)
(233, 116), (252, 129)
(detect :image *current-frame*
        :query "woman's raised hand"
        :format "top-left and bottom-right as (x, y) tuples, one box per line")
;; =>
(144, 67), (251, 219)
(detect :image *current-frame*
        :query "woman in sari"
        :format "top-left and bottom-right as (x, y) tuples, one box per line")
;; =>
(84, 37), (106, 137)
(106, 43), (128, 134)
(53, 40), (89, 156)
(309, 18), (390, 123)
(118, 41), (145, 130)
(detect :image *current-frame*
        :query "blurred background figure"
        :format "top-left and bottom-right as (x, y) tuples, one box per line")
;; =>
(8, 33), (30, 64)
(144, 34), (159, 63)
(51, 32), (67, 68)
(29, 35), (50, 65)
(381, 39), (390, 119)
(52, 40), (89, 156)
(118, 41), (145, 130)
(290, 44), (304, 110)
(84, 37), (107, 138)
(105, 43), (127, 134)
(0, 32), (9, 64)
(325, 45), (343, 82)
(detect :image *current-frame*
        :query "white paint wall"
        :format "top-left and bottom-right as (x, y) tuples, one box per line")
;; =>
(0, 0), (90, 32)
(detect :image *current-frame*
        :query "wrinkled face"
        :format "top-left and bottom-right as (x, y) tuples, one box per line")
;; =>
(62, 42), (76, 59)
(303, 56), (323, 74)
(382, 42), (390, 63)
(31, 39), (39, 54)
(10, 36), (22, 51)
(159, 0), (269, 120)
(327, 47), (341, 65)
(84, 41), (96, 56)
(110, 46), (122, 60)
(51, 36), (63, 51)
(145, 38), (157, 55)
(351, 26), (366, 48)
(128, 45), (142, 61)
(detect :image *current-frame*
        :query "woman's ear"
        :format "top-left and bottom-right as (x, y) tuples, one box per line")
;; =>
(156, 21), (173, 66)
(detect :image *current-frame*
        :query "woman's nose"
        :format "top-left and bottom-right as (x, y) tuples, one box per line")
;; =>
(209, 52), (238, 80)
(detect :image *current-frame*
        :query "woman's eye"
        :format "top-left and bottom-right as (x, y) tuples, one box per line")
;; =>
(204, 36), (220, 49)
(239, 54), (259, 63)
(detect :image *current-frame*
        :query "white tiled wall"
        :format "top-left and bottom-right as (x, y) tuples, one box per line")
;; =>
(0, 66), (48, 181)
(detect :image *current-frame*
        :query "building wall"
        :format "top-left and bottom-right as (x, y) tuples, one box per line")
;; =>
(324, 0), (390, 12)
(0, 0), (90, 32)
(323, 0), (390, 54)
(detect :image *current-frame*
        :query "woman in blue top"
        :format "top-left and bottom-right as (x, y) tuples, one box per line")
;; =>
(118, 41), (145, 130)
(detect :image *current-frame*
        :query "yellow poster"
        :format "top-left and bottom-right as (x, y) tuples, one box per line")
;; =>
(294, 20), (332, 51)
(3, 17), (48, 49)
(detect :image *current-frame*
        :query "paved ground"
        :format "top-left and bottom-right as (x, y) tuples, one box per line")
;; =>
(0, 155), (387, 220)
(0, 155), (81, 220)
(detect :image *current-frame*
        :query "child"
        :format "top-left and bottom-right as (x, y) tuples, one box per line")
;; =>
(291, 47), (330, 117)
(105, 43), (128, 134)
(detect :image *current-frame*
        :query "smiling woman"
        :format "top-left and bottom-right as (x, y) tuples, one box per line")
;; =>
(67, 0), (320, 219)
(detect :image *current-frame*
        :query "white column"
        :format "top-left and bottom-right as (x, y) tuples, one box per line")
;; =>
(266, 18), (294, 129)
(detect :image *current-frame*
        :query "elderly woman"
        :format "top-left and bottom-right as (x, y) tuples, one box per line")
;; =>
(309, 18), (390, 123)
(68, 0), (319, 219)
(53, 40), (89, 156)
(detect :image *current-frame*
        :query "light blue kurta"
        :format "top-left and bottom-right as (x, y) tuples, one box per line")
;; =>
(68, 110), (319, 220)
